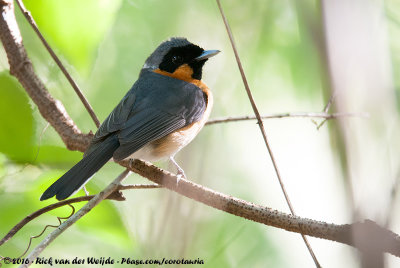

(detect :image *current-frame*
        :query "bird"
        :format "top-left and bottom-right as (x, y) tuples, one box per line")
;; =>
(40, 37), (219, 201)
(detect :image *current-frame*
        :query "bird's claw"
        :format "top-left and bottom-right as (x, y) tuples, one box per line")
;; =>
(176, 170), (186, 186)
(169, 156), (186, 186)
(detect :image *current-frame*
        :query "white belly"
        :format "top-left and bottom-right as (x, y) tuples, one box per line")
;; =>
(127, 120), (204, 162)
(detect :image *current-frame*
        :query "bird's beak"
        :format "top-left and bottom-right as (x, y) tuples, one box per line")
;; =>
(195, 50), (220, 61)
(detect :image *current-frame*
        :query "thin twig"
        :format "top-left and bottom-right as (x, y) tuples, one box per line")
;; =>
(215, 1), (321, 267)
(0, 183), (159, 246)
(16, 204), (75, 259)
(206, 112), (368, 126)
(314, 92), (337, 129)
(32, 122), (49, 162)
(15, 0), (100, 128)
(22, 169), (131, 267)
(323, 92), (336, 113)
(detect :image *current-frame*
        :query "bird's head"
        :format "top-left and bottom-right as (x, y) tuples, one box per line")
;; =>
(143, 37), (220, 80)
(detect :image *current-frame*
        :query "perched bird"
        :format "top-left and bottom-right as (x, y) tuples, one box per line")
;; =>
(40, 37), (219, 201)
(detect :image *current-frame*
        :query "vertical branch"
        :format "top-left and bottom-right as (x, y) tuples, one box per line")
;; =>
(317, 1), (357, 214)
(215, 1), (321, 267)
(293, 0), (357, 218)
(317, 0), (399, 266)
(15, 0), (100, 128)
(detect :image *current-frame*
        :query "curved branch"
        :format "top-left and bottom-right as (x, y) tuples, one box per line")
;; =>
(23, 169), (131, 267)
(0, 0), (399, 260)
(0, 183), (159, 246)
(0, 197), (91, 247)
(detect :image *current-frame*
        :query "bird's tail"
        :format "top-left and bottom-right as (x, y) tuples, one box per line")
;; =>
(40, 136), (119, 201)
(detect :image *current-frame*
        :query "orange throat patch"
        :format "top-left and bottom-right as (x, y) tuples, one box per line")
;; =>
(154, 64), (195, 83)
(153, 64), (210, 97)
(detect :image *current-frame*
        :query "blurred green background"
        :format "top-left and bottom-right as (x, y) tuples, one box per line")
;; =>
(1, 0), (400, 267)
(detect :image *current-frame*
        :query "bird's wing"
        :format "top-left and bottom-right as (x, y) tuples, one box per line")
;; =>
(112, 108), (186, 161)
(91, 90), (137, 143)
(83, 90), (136, 157)
(87, 70), (207, 160)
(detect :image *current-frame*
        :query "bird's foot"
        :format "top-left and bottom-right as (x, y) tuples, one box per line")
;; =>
(176, 169), (187, 185)
(169, 156), (186, 186)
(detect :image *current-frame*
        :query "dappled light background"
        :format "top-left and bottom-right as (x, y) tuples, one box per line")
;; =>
(1, 0), (400, 267)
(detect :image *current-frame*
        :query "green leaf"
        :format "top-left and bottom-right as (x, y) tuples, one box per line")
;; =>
(0, 72), (35, 162)
(23, 0), (122, 75)
(33, 145), (82, 167)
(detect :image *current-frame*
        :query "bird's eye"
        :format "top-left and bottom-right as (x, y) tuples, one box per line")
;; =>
(172, 55), (183, 64)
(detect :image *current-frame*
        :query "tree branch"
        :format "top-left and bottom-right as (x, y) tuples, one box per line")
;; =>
(107, 159), (400, 258)
(216, 0), (321, 266)
(15, 0), (100, 128)
(205, 112), (368, 126)
(0, 0), (92, 152)
(0, 183), (161, 247)
(0, 0), (399, 261)
(22, 169), (131, 267)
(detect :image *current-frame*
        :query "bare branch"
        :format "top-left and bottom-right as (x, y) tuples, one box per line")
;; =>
(323, 92), (336, 113)
(16, 204), (75, 260)
(115, 159), (400, 257)
(215, 0), (321, 266)
(0, 191), (130, 247)
(206, 112), (368, 126)
(118, 183), (161, 190)
(22, 169), (131, 267)
(0, 182), (160, 248)
(15, 0), (100, 128)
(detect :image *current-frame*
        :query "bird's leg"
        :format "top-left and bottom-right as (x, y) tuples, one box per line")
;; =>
(129, 158), (134, 168)
(169, 156), (186, 184)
